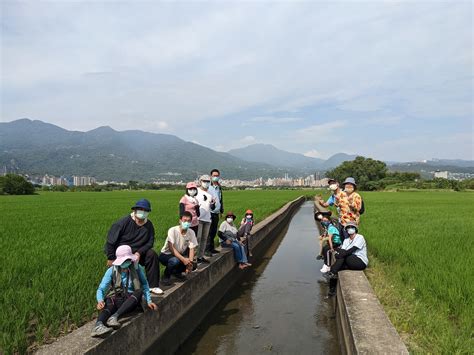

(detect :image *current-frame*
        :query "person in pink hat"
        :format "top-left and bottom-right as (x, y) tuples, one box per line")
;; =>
(179, 182), (200, 236)
(91, 245), (158, 337)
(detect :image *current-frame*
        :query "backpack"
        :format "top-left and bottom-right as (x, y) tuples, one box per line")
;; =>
(360, 198), (365, 215)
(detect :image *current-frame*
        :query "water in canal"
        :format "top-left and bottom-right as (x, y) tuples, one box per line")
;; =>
(177, 201), (340, 354)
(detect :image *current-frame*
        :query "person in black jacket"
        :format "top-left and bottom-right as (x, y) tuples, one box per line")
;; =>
(104, 199), (163, 295)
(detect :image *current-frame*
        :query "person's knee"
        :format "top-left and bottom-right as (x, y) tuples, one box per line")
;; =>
(168, 257), (181, 267)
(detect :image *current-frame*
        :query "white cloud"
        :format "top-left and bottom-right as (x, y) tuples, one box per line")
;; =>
(244, 116), (302, 125)
(294, 121), (348, 142)
(304, 149), (323, 158)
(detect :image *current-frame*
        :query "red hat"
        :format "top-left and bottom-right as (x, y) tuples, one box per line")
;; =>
(245, 209), (253, 215)
(225, 211), (236, 219)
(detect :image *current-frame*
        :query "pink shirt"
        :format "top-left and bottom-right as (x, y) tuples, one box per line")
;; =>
(179, 195), (199, 227)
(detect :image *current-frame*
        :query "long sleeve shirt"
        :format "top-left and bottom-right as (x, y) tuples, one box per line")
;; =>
(208, 184), (224, 214)
(104, 214), (155, 260)
(96, 265), (152, 303)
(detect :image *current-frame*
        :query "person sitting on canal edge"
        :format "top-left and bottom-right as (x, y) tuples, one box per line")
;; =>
(92, 245), (158, 337)
(104, 198), (164, 295)
(327, 222), (368, 297)
(237, 209), (254, 257)
(316, 211), (342, 273)
(159, 211), (198, 286)
(218, 211), (252, 270)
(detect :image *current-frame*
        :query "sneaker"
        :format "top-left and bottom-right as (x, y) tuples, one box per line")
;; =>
(210, 249), (220, 254)
(150, 287), (164, 295)
(204, 251), (213, 258)
(327, 272), (338, 280)
(320, 265), (331, 273)
(91, 322), (113, 337)
(106, 315), (121, 329)
(161, 278), (172, 286)
(198, 257), (210, 264)
(316, 255), (323, 260)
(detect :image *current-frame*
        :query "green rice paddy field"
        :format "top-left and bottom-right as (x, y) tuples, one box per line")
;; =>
(0, 189), (308, 354)
(1, 190), (473, 354)
(324, 190), (474, 354)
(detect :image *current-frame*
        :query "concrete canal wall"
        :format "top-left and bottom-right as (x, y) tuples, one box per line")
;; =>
(36, 196), (305, 355)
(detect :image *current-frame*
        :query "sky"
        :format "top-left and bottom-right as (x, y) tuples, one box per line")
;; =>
(1, 0), (473, 162)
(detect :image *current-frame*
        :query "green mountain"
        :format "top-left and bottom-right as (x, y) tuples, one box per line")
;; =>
(0, 119), (287, 181)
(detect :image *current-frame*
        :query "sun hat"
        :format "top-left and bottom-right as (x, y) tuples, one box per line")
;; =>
(131, 198), (151, 211)
(225, 211), (236, 219)
(245, 209), (253, 215)
(199, 174), (211, 182)
(186, 182), (197, 189)
(344, 221), (358, 232)
(314, 210), (332, 220)
(327, 178), (338, 184)
(113, 245), (138, 266)
(342, 177), (357, 187)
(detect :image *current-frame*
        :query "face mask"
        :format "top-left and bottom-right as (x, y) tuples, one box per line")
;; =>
(321, 221), (330, 227)
(329, 184), (338, 191)
(187, 189), (197, 197)
(345, 186), (354, 194)
(246, 215), (253, 220)
(181, 221), (191, 230)
(201, 182), (209, 189)
(135, 210), (149, 220)
(212, 176), (220, 182)
(226, 217), (234, 224)
(347, 228), (356, 235)
(121, 260), (132, 269)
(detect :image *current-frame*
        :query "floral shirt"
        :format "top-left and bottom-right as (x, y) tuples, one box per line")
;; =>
(335, 190), (362, 225)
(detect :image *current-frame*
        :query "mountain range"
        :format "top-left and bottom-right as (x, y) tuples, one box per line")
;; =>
(1, 119), (472, 181)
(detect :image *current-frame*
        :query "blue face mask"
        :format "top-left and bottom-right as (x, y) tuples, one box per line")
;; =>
(212, 176), (220, 182)
(181, 221), (191, 230)
(121, 260), (132, 269)
(321, 221), (330, 227)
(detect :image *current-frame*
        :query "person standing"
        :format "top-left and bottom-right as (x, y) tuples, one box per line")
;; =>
(104, 199), (164, 295)
(207, 169), (224, 256)
(179, 182), (200, 236)
(195, 175), (214, 264)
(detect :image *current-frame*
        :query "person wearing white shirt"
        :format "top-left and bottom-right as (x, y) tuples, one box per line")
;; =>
(195, 174), (215, 264)
(159, 212), (198, 286)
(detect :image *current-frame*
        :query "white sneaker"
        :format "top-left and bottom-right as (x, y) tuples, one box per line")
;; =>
(320, 265), (331, 273)
(150, 287), (164, 295)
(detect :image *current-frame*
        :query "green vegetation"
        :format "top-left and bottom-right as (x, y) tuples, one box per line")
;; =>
(0, 174), (35, 195)
(324, 190), (474, 353)
(326, 156), (474, 191)
(0, 189), (309, 354)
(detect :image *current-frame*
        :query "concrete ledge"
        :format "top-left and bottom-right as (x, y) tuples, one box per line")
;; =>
(336, 271), (408, 355)
(36, 196), (305, 355)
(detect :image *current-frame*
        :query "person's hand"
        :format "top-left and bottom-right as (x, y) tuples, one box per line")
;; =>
(107, 260), (114, 267)
(182, 257), (191, 266)
(147, 302), (158, 311)
(186, 263), (193, 272)
(226, 239), (232, 245)
(330, 248), (334, 252)
(97, 301), (105, 310)
(134, 252), (140, 260)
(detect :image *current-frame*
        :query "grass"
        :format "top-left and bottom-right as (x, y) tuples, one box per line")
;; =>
(324, 190), (474, 354)
(0, 189), (310, 354)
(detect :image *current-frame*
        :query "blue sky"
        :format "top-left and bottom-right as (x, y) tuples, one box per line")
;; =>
(1, 1), (472, 161)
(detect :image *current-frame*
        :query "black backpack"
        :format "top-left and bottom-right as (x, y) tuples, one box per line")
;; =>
(360, 198), (365, 215)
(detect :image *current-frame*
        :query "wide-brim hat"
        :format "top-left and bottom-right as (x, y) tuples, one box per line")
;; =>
(131, 198), (151, 211)
(245, 209), (253, 215)
(327, 178), (338, 184)
(113, 245), (138, 266)
(344, 221), (359, 232)
(342, 177), (357, 187)
(199, 174), (211, 182)
(314, 210), (332, 220)
(225, 211), (236, 219)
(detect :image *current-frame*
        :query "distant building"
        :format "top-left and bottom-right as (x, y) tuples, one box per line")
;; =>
(434, 170), (449, 179)
(72, 175), (96, 186)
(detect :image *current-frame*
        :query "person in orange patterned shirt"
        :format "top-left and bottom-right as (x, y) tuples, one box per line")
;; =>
(335, 177), (362, 227)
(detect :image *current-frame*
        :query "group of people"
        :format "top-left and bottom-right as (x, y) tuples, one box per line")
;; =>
(91, 169), (255, 337)
(315, 177), (368, 297)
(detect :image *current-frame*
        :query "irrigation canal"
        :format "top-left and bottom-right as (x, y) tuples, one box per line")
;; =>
(173, 201), (340, 354)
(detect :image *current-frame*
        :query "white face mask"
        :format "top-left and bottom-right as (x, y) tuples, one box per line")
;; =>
(329, 184), (338, 191)
(347, 227), (356, 235)
(187, 189), (197, 197)
(345, 185), (354, 194)
(201, 182), (209, 189)
(246, 215), (252, 219)
(226, 217), (234, 224)
(135, 210), (149, 220)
